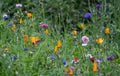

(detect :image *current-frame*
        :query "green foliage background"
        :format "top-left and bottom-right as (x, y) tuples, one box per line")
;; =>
(0, 0), (120, 76)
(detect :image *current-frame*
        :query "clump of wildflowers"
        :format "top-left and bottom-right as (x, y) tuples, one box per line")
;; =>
(96, 38), (104, 44)
(66, 66), (74, 75)
(107, 56), (115, 61)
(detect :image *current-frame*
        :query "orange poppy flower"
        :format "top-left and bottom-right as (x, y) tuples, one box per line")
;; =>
(23, 35), (28, 42)
(57, 40), (61, 48)
(105, 27), (110, 34)
(27, 13), (32, 18)
(93, 62), (97, 72)
(73, 30), (77, 36)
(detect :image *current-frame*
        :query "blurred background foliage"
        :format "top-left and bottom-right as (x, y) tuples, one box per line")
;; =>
(0, 0), (120, 45)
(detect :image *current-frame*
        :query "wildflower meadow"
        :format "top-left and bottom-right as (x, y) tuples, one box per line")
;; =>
(0, 0), (120, 76)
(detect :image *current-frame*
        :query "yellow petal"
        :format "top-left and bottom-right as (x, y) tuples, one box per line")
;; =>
(27, 13), (32, 18)
(54, 46), (58, 53)
(20, 18), (22, 24)
(45, 29), (49, 35)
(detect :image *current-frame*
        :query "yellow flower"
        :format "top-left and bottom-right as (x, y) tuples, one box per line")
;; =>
(30, 37), (40, 45)
(96, 38), (104, 44)
(35, 37), (40, 42)
(23, 34), (28, 42)
(11, 24), (16, 32)
(81, 23), (85, 30)
(57, 40), (62, 48)
(99, 38), (104, 44)
(96, 39), (99, 43)
(45, 29), (49, 35)
(20, 18), (22, 24)
(93, 62), (97, 72)
(105, 27), (110, 34)
(27, 13), (32, 18)
(30, 37), (36, 45)
(73, 30), (77, 36)
(4, 48), (8, 52)
(54, 45), (58, 54)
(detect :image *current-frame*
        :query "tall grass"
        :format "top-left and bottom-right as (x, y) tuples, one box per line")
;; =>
(0, 0), (120, 76)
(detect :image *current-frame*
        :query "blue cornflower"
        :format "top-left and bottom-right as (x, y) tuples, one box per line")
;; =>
(3, 14), (10, 20)
(63, 61), (67, 66)
(24, 48), (28, 51)
(84, 13), (92, 19)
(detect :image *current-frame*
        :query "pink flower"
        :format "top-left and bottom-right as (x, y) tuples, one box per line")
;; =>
(16, 4), (22, 8)
(39, 23), (48, 28)
(81, 36), (89, 44)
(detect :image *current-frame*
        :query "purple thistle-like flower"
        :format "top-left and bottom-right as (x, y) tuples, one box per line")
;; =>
(96, 4), (101, 9)
(39, 23), (48, 28)
(107, 56), (115, 61)
(84, 13), (92, 19)
(81, 36), (89, 44)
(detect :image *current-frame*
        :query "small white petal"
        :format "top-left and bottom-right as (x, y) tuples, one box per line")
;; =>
(3, 53), (6, 57)
(15, 71), (18, 75)
(82, 43), (87, 46)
